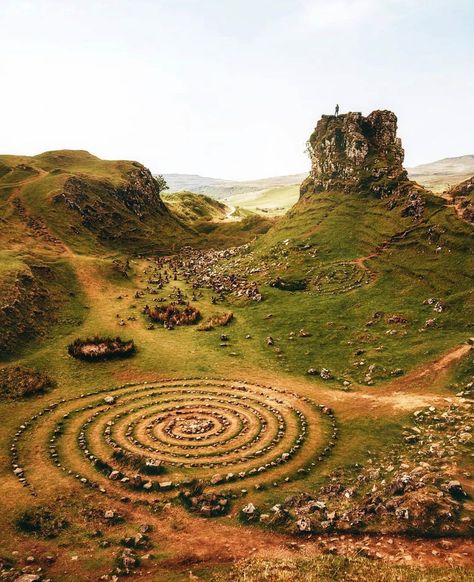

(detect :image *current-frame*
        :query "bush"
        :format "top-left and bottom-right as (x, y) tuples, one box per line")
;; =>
(197, 311), (233, 331)
(270, 277), (308, 291)
(16, 507), (68, 538)
(0, 366), (55, 399)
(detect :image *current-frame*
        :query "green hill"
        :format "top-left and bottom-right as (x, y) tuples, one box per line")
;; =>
(162, 190), (230, 222)
(0, 149), (198, 256)
(237, 111), (474, 380)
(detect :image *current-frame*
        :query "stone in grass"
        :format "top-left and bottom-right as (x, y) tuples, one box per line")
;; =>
(240, 502), (260, 522)
(307, 368), (319, 376)
(115, 547), (140, 576)
(210, 474), (224, 485)
(444, 480), (467, 498)
(242, 503), (257, 515)
(296, 516), (312, 532)
(320, 368), (333, 380)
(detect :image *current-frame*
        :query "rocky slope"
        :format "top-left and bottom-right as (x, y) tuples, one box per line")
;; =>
(0, 259), (81, 357)
(0, 150), (195, 255)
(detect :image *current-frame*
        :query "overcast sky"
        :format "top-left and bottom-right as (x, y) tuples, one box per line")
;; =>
(0, 0), (473, 180)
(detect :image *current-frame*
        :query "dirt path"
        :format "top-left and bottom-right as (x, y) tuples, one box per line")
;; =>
(384, 343), (472, 393)
(87, 503), (474, 580)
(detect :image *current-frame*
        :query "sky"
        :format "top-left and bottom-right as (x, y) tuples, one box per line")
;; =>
(0, 0), (473, 180)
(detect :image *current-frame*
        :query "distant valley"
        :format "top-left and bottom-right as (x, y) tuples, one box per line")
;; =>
(163, 154), (474, 216)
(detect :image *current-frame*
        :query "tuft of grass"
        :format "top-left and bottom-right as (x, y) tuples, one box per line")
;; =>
(16, 506), (68, 538)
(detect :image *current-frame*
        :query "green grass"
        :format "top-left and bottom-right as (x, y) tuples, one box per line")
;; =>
(226, 184), (300, 216)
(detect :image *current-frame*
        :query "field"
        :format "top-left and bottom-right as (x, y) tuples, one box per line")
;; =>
(224, 184), (300, 216)
(0, 151), (473, 581)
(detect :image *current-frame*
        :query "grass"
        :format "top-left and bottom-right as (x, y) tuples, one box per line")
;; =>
(215, 556), (474, 582)
(0, 149), (472, 580)
(225, 184), (300, 216)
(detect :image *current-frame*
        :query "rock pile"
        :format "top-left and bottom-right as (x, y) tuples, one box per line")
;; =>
(153, 246), (263, 302)
(254, 401), (472, 535)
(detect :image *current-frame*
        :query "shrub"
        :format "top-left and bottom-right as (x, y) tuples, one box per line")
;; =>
(0, 366), (55, 400)
(197, 311), (233, 331)
(16, 507), (68, 538)
(144, 303), (200, 327)
(270, 277), (308, 291)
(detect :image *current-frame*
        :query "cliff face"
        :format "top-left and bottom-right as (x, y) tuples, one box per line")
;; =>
(301, 111), (423, 215)
(56, 163), (168, 224)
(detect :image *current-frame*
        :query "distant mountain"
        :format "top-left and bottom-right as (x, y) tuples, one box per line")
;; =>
(407, 155), (474, 192)
(162, 155), (474, 212)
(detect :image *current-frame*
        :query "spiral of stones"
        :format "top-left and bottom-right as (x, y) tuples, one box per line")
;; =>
(10, 378), (338, 501)
(310, 261), (372, 294)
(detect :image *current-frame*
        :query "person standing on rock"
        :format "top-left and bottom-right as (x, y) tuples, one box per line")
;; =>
(335, 104), (340, 117)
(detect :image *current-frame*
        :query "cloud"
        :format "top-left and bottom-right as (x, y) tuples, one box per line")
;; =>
(300, 0), (418, 30)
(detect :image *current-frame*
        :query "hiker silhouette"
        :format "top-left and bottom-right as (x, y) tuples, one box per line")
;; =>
(335, 104), (340, 117)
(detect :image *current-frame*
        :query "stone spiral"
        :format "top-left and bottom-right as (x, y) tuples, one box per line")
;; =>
(310, 261), (371, 295)
(10, 378), (337, 502)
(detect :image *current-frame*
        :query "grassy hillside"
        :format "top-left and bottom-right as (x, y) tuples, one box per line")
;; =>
(225, 184), (300, 216)
(0, 150), (196, 256)
(231, 188), (474, 381)
(163, 190), (273, 247)
(162, 191), (229, 222)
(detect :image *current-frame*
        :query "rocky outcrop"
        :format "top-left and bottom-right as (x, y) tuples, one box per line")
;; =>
(54, 164), (169, 238)
(50, 162), (184, 248)
(116, 165), (169, 218)
(301, 110), (425, 217)
(446, 175), (474, 198)
(445, 176), (474, 223)
(0, 268), (51, 357)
